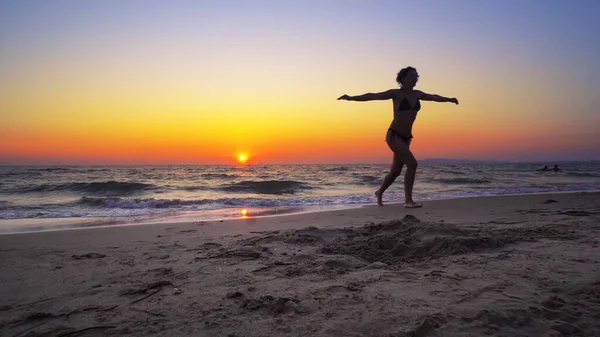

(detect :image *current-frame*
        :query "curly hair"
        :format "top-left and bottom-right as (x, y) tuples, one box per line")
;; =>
(396, 66), (417, 85)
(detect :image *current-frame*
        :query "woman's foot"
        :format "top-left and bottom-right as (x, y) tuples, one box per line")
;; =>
(374, 190), (384, 206)
(404, 201), (422, 208)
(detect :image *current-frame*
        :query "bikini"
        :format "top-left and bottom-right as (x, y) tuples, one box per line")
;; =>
(388, 96), (421, 143)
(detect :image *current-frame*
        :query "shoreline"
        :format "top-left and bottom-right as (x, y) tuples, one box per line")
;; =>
(1, 189), (599, 236)
(0, 190), (597, 246)
(1, 190), (599, 336)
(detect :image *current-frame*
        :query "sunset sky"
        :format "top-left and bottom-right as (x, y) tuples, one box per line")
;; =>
(1, 0), (599, 165)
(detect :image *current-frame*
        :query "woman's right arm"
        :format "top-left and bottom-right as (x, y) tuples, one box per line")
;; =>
(338, 89), (397, 101)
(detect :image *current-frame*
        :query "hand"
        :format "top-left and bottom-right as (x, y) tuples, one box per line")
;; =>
(337, 94), (350, 100)
(450, 98), (459, 105)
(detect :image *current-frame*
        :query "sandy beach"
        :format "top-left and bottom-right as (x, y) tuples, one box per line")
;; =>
(1, 191), (599, 336)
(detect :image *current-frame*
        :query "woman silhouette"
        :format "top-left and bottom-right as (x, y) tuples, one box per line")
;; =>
(338, 66), (458, 208)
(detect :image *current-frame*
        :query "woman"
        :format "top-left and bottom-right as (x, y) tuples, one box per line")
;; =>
(338, 66), (459, 208)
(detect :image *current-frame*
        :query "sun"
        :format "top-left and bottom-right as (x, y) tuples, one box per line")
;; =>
(237, 153), (248, 164)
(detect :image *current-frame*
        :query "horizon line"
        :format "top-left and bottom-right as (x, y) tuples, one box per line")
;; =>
(1, 159), (599, 166)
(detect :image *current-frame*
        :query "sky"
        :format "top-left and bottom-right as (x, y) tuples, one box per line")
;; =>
(1, 0), (599, 165)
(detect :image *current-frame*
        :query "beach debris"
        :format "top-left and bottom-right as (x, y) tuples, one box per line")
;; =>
(226, 291), (244, 299)
(543, 199), (558, 204)
(560, 210), (593, 216)
(71, 253), (106, 260)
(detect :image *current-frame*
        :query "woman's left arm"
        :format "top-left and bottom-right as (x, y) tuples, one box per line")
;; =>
(416, 90), (459, 104)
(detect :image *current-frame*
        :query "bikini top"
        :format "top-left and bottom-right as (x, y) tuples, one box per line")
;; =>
(396, 96), (421, 112)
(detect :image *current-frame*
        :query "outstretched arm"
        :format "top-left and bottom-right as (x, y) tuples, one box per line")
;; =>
(338, 89), (397, 102)
(417, 90), (459, 104)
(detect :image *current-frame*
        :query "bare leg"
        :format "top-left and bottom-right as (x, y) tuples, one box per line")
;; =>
(375, 153), (402, 206)
(385, 133), (421, 208)
(374, 173), (398, 206)
(404, 162), (419, 205)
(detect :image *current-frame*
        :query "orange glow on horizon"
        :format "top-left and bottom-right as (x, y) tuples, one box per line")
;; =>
(237, 153), (248, 164)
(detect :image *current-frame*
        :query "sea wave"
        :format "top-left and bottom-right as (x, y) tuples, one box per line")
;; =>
(0, 171), (27, 178)
(13, 181), (155, 195)
(75, 196), (292, 209)
(29, 167), (72, 173)
(200, 173), (239, 179)
(565, 172), (600, 178)
(433, 169), (466, 175)
(324, 166), (349, 172)
(78, 196), (201, 208)
(431, 177), (492, 185)
(218, 180), (314, 195)
(2, 181), (600, 221)
(354, 175), (381, 185)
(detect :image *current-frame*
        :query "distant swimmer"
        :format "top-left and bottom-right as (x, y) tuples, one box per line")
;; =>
(338, 66), (459, 208)
(537, 165), (562, 172)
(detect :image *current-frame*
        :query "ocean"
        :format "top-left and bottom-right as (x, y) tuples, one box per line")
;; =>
(1, 163), (599, 233)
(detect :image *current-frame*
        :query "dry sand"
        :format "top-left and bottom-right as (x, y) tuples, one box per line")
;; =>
(1, 191), (600, 336)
